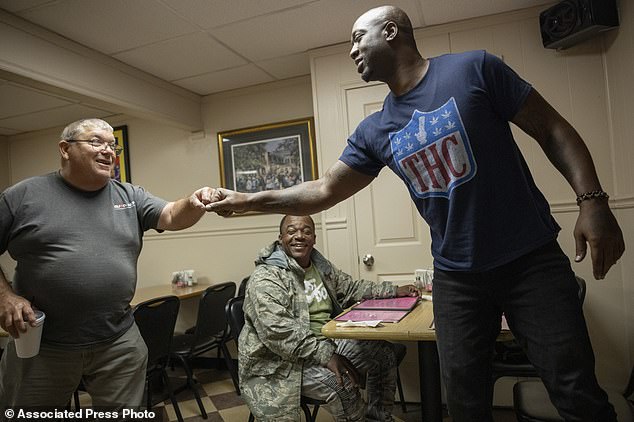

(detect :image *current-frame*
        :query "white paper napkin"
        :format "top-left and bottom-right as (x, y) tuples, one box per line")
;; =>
(335, 320), (382, 328)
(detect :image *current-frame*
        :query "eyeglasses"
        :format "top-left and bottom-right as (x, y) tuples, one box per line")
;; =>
(66, 138), (123, 156)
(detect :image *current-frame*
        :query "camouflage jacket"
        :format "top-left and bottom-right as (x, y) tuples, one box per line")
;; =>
(239, 241), (397, 420)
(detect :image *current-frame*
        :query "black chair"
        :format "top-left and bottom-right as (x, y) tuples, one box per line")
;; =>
(491, 276), (587, 388)
(134, 295), (184, 422)
(225, 296), (324, 422)
(70, 296), (186, 414)
(171, 282), (236, 418)
(238, 276), (249, 297)
(225, 276), (249, 393)
(513, 365), (634, 421)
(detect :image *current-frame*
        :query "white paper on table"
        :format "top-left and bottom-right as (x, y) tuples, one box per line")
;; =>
(335, 320), (383, 328)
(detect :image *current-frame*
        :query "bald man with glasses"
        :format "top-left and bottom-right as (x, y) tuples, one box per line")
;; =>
(0, 118), (216, 413)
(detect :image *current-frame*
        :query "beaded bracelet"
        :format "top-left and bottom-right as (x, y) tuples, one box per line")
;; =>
(576, 190), (609, 206)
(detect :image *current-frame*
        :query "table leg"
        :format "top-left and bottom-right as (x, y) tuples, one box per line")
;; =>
(418, 341), (442, 422)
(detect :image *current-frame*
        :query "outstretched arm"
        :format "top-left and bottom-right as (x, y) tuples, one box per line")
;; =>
(157, 186), (215, 231)
(206, 160), (374, 216)
(512, 88), (624, 279)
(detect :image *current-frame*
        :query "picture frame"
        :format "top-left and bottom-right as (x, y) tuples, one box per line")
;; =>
(217, 117), (318, 198)
(113, 125), (131, 183)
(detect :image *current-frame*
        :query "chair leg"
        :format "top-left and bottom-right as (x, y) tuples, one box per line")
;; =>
(396, 367), (407, 413)
(177, 355), (207, 419)
(146, 377), (152, 412)
(162, 370), (184, 422)
(221, 340), (240, 395)
(301, 402), (313, 422)
(216, 343), (222, 370)
(311, 404), (320, 421)
(73, 388), (81, 410)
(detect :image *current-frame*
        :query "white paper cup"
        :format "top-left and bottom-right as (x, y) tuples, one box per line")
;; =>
(14, 310), (45, 358)
(422, 269), (434, 292)
(415, 268), (434, 292)
(415, 269), (426, 290)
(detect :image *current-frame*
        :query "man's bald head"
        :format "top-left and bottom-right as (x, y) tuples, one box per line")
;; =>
(353, 5), (415, 45)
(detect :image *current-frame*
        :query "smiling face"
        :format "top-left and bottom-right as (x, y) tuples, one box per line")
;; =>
(349, 7), (392, 83)
(59, 122), (116, 191)
(279, 215), (316, 269)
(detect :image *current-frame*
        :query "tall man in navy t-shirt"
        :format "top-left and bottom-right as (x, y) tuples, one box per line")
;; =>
(206, 6), (625, 421)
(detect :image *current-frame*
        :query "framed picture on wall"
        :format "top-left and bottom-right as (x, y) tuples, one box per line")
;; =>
(113, 125), (131, 183)
(217, 117), (318, 200)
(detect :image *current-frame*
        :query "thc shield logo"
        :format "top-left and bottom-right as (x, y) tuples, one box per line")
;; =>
(390, 97), (476, 198)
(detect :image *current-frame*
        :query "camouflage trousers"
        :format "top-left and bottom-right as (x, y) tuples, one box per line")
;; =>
(301, 339), (398, 422)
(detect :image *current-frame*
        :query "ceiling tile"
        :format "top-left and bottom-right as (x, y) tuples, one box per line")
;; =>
(113, 31), (247, 82)
(17, 0), (198, 54)
(0, 84), (72, 118)
(210, 0), (423, 61)
(162, 0), (315, 29)
(256, 53), (311, 80)
(491, 0), (553, 15)
(0, 104), (115, 132)
(419, 0), (489, 26)
(419, 0), (551, 26)
(0, 0), (56, 13)
(173, 64), (275, 95)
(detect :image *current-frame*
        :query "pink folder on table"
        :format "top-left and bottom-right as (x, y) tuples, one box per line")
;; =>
(334, 296), (419, 323)
(335, 309), (410, 323)
(353, 296), (419, 311)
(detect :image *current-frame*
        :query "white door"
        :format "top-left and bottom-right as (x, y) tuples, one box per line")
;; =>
(344, 83), (433, 283)
(344, 83), (434, 403)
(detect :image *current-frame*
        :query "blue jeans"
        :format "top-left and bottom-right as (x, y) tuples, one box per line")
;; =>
(433, 240), (616, 421)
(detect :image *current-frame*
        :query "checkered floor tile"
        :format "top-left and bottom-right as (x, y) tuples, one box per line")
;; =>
(76, 365), (516, 421)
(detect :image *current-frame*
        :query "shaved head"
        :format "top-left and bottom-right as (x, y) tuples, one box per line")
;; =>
(354, 5), (415, 44)
(350, 5), (424, 93)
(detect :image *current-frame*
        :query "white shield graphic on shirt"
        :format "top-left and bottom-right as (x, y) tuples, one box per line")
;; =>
(390, 97), (477, 199)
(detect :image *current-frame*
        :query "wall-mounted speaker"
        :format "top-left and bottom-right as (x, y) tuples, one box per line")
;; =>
(540, 0), (619, 50)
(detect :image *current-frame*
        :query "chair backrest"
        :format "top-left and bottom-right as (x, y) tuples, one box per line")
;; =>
(238, 276), (250, 297)
(133, 295), (180, 369)
(191, 282), (236, 350)
(225, 295), (246, 345)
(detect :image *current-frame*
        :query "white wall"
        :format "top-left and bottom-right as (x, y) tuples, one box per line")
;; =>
(0, 135), (8, 190)
(0, 135), (8, 275)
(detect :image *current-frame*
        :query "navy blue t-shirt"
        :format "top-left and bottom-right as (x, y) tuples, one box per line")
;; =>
(340, 50), (559, 271)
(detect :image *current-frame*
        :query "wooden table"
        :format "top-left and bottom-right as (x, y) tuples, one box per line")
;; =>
(131, 283), (210, 306)
(322, 297), (512, 422)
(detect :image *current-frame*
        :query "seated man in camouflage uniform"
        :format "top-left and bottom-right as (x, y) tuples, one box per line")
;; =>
(238, 215), (420, 421)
